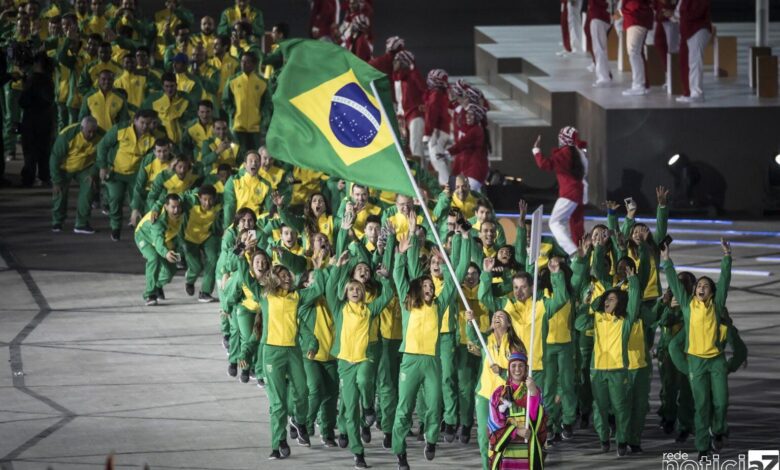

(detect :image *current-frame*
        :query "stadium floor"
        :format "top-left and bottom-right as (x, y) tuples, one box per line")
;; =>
(1, 180), (779, 469)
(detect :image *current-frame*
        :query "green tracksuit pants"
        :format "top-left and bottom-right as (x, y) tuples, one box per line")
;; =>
(577, 333), (594, 417)
(439, 333), (458, 426)
(591, 369), (631, 444)
(135, 233), (176, 299)
(218, 280), (232, 337)
(456, 344), (479, 427)
(4, 85), (20, 157)
(357, 341), (380, 420)
(627, 365), (651, 446)
(689, 354), (729, 452)
(55, 103), (79, 132)
(377, 338), (401, 434)
(234, 131), (260, 158)
(263, 344), (308, 450)
(304, 358), (338, 438)
(229, 306), (258, 367)
(183, 237), (219, 294)
(475, 394), (490, 470)
(391, 354), (442, 455)
(543, 342), (577, 433)
(52, 166), (94, 227)
(105, 172), (136, 231)
(337, 360), (367, 455)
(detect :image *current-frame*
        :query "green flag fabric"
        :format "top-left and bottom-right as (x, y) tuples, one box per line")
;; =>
(265, 39), (416, 197)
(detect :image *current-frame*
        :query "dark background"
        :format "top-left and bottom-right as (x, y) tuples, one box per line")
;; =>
(142, 0), (780, 75)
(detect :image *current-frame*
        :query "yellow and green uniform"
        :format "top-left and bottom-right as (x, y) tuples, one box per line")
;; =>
(96, 122), (156, 230)
(200, 136), (240, 174)
(4, 35), (40, 157)
(114, 70), (159, 114)
(192, 62), (221, 108)
(208, 53), (239, 104)
(654, 301), (694, 435)
(145, 168), (200, 210)
(172, 70), (204, 104)
(82, 12), (110, 35)
(180, 118), (214, 163)
(78, 89), (129, 132)
(162, 40), (197, 70)
(390, 236), (469, 455)
(134, 209), (183, 298)
(289, 167), (328, 206)
(130, 153), (170, 213)
(141, 91), (195, 145)
(325, 264), (393, 455)
(218, 4), (264, 37)
(152, 6), (195, 60)
(663, 256), (732, 453)
(54, 41), (88, 130)
(334, 198), (383, 240)
(221, 70), (270, 154)
(77, 59), (123, 96)
(222, 169), (272, 227)
(49, 123), (104, 227)
(177, 189), (223, 295)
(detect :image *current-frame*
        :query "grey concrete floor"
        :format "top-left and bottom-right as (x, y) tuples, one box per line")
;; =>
(1, 176), (779, 469)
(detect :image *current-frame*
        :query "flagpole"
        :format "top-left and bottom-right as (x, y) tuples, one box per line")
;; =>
(526, 205), (544, 428)
(370, 81), (495, 366)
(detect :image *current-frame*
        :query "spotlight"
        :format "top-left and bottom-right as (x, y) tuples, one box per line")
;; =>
(666, 153), (699, 208)
(667, 154), (688, 168)
(775, 154), (780, 166)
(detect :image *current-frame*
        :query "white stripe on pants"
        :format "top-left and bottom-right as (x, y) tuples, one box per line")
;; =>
(591, 19), (611, 83)
(427, 130), (451, 185)
(687, 28), (711, 98)
(567, 0), (584, 51)
(408, 116), (424, 158)
(549, 197), (579, 255)
(627, 25), (648, 90)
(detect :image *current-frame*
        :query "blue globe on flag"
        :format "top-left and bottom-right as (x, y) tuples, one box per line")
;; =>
(329, 83), (381, 148)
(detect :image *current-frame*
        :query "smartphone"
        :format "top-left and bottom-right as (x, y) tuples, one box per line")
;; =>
(658, 234), (673, 250)
(624, 197), (636, 211)
(247, 229), (257, 241)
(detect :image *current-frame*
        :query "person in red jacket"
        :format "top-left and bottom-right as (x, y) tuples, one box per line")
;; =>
(676, 0), (711, 102)
(392, 50), (425, 160)
(531, 126), (588, 255)
(589, 0), (613, 87)
(340, 0), (373, 46)
(653, 0), (680, 88)
(449, 103), (488, 191)
(309, 0), (338, 41)
(342, 14), (371, 61)
(369, 36), (404, 75)
(423, 69), (452, 186)
(621, 0), (654, 96)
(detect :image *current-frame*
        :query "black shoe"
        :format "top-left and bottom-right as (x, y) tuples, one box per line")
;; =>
(185, 283), (195, 296)
(354, 453), (367, 469)
(562, 424), (573, 440)
(268, 450), (281, 460)
(712, 434), (725, 451)
(630, 445), (643, 454)
(289, 417), (304, 440)
(145, 295), (158, 306)
(663, 420), (675, 435)
(240, 368), (250, 383)
(199, 292), (215, 303)
(617, 443), (628, 457)
(363, 407), (376, 427)
(278, 440), (291, 458)
(256, 378), (265, 389)
(459, 425), (471, 444)
(416, 424), (425, 441)
(675, 430), (690, 443)
(443, 424), (456, 443)
(424, 442), (435, 461)
(221, 334), (230, 350)
(698, 451), (712, 461)
(227, 363), (237, 377)
(608, 415), (616, 437)
(361, 425), (371, 443)
(156, 287), (165, 300)
(321, 436), (337, 448)
(297, 431), (311, 447)
(382, 432), (392, 449)
(580, 413), (590, 429)
(600, 441), (610, 453)
(550, 432), (563, 444)
(338, 433), (348, 449)
(52, 224), (62, 233)
(73, 225), (95, 234)
(111, 229), (120, 241)
(396, 453), (410, 470)
(289, 426), (298, 440)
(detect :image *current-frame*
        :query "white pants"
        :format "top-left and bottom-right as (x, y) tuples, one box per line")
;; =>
(591, 19), (611, 83)
(567, 0), (583, 51)
(408, 116), (424, 158)
(467, 177), (482, 192)
(427, 130), (451, 185)
(687, 28), (711, 98)
(627, 25), (648, 90)
(549, 197), (579, 256)
(663, 21), (680, 53)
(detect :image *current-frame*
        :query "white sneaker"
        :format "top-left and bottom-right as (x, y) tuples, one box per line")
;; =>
(593, 80), (611, 88)
(676, 94), (704, 103)
(586, 63), (595, 72)
(556, 49), (570, 57)
(622, 87), (648, 96)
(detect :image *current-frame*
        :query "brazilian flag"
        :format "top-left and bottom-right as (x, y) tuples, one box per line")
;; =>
(265, 39), (416, 196)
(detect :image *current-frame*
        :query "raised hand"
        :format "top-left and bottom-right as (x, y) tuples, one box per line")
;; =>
(397, 234), (411, 254)
(548, 256), (561, 273)
(271, 191), (284, 207)
(637, 224), (651, 241)
(337, 250), (350, 267)
(660, 243), (670, 261)
(656, 186), (670, 206)
(375, 265), (390, 278)
(483, 256), (496, 273)
(625, 264), (636, 278)
(518, 199), (528, 222)
(533, 135), (541, 149)
(721, 238), (731, 256)
(604, 200), (620, 211)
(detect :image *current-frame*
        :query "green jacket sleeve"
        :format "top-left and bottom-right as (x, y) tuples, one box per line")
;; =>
(49, 131), (70, 184)
(96, 125), (119, 169)
(393, 252), (410, 301)
(368, 277), (393, 319)
(150, 217), (171, 257)
(298, 269), (326, 308)
(715, 255), (732, 312)
(662, 259), (691, 319)
(542, 271), (570, 318)
(130, 155), (152, 211)
(478, 271), (499, 313)
(222, 176), (237, 228)
(655, 204), (669, 242)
